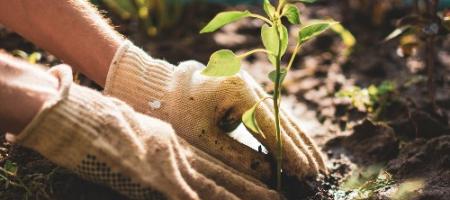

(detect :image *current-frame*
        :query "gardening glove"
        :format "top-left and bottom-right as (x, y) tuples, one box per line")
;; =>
(6, 65), (279, 200)
(104, 41), (327, 181)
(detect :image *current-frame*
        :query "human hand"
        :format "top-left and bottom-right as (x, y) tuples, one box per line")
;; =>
(105, 41), (327, 181)
(8, 65), (279, 200)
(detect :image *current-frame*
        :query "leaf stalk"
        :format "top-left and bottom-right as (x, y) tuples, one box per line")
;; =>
(286, 42), (301, 71)
(237, 49), (274, 59)
(250, 14), (274, 25)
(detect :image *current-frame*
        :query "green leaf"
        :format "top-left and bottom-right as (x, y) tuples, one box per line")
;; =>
(268, 68), (288, 84)
(384, 26), (411, 42)
(330, 23), (356, 56)
(261, 24), (289, 65)
(282, 4), (301, 24)
(377, 81), (396, 96)
(242, 102), (266, 139)
(299, 20), (338, 44)
(11, 50), (28, 60)
(263, 0), (276, 19)
(4, 160), (17, 175)
(201, 49), (241, 77)
(200, 11), (251, 33)
(11, 50), (42, 64)
(279, 25), (289, 56)
(28, 52), (42, 64)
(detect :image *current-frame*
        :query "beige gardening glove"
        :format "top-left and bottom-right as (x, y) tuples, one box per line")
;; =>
(6, 65), (279, 200)
(104, 41), (327, 181)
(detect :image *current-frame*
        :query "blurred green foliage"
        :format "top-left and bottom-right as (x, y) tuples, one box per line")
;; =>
(340, 165), (395, 199)
(331, 23), (356, 57)
(92, 0), (184, 36)
(0, 160), (31, 196)
(390, 179), (424, 200)
(3, 160), (18, 176)
(336, 81), (396, 114)
(91, 0), (264, 37)
(329, 164), (425, 200)
(11, 50), (42, 64)
(338, 165), (425, 200)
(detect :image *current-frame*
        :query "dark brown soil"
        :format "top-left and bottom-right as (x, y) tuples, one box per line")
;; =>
(0, 1), (449, 199)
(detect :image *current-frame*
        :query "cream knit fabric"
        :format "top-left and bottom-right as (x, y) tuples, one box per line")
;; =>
(104, 41), (327, 181)
(104, 42), (272, 180)
(7, 65), (279, 200)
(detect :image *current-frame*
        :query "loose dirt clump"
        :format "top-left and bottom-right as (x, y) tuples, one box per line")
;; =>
(325, 120), (400, 164)
(387, 135), (450, 200)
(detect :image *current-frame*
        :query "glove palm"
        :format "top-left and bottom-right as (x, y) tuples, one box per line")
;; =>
(105, 42), (327, 181)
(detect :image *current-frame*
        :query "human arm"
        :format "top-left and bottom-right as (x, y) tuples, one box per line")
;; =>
(0, 52), (58, 133)
(0, 0), (123, 86)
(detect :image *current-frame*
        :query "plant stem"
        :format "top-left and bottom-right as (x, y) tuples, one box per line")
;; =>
(286, 42), (301, 71)
(425, 0), (439, 110)
(237, 49), (273, 59)
(273, 22), (283, 195)
(276, 0), (286, 15)
(250, 14), (274, 25)
(273, 74), (282, 193)
(271, 0), (288, 193)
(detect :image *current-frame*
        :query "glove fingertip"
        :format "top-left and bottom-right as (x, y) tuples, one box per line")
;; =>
(178, 60), (206, 70)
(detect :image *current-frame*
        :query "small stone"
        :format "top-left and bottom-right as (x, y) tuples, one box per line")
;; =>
(149, 100), (161, 110)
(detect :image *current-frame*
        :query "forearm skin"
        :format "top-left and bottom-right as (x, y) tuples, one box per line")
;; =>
(0, 52), (58, 133)
(0, 0), (124, 86)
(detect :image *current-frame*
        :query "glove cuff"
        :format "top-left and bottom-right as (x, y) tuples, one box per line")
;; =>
(104, 40), (175, 111)
(8, 65), (116, 169)
(7, 65), (167, 199)
(6, 66), (92, 169)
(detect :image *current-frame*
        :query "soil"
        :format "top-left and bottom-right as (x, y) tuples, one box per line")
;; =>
(0, 1), (449, 200)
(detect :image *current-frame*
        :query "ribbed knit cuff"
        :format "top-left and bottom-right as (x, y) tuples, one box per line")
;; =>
(6, 65), (121, 169)
(104, 40), (175, 112)
(7, 65), (167, 199)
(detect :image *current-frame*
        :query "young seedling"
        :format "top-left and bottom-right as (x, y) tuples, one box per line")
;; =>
(199, 0), (337, 191)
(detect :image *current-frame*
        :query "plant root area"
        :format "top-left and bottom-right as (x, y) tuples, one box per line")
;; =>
(0, 1), (449, 199)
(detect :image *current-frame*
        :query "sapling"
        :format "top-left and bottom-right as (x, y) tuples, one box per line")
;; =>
(199, 0), (337, 191)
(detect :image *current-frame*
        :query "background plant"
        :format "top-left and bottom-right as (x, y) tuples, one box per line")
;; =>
(384, 0), (449, 110)
(336, 81), (397, 119)
(91, 0), (184, 36)
(199, 0), (337, 192)
(335, 164), (424, 200)
(339, 165), (395, 199)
